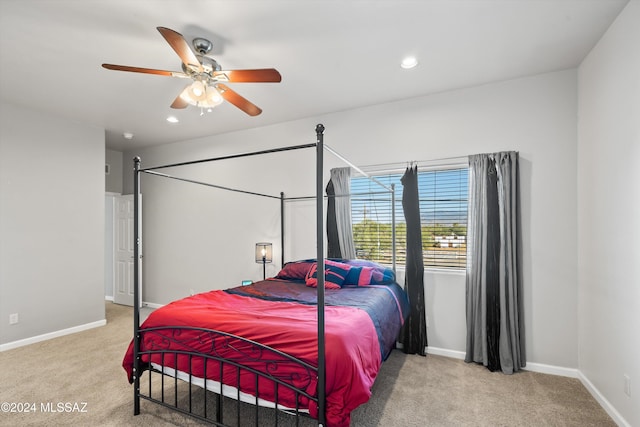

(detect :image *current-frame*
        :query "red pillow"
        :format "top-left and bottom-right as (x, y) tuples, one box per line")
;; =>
(305, 260), (352, 289)
(274, 260), (314, 280)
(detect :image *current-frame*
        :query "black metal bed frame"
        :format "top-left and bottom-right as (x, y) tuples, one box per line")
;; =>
(130, 124), (395, 426)
(139, 326), (318, 426)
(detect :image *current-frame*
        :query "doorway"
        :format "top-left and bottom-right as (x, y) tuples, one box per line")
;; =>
(105, 194), (141, 306)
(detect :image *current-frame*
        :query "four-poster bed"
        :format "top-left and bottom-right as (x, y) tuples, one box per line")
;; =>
(124, 124), (409, 426)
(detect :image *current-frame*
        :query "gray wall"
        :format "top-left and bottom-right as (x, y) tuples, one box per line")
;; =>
(577, 1), (640, 425)
(0, 102), (105, 345)
(105, 149), (123, 194)
(104, 194), (115, 299)
(124, 69), (580, 371)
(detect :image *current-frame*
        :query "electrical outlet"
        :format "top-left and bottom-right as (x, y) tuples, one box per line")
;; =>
(9, 313), (18, 325)
(624, 374), (631, 397)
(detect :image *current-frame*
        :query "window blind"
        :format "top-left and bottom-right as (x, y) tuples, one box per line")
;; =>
(351, 167), (468, 269)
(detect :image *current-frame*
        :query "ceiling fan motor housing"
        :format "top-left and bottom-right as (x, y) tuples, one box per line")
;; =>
(192, 37), (213, 54)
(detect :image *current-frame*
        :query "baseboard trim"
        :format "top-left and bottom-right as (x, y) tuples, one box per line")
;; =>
(578, 371), (631, 427)
(426, 346), (466, 360)
(0, 319), (107, 352)
(105, 295), (114, 302)
(142, 301), (164, 309)
(425, 348), (581, 378)
(522, 362), (579, 378)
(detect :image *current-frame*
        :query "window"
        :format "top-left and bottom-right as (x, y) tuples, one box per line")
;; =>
(351, 167), (468, 269)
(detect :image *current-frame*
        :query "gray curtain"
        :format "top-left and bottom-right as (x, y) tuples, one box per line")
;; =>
(465, 152), (525, 374)
(327, 167), (356, 259)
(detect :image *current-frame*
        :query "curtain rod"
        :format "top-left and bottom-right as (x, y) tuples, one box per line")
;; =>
(362, 155), (468, 173)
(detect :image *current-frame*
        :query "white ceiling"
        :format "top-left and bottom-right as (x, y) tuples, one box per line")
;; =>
(0, 0), (629, 151)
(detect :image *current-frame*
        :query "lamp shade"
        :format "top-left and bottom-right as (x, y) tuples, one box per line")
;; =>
(255, 242), (273, 263)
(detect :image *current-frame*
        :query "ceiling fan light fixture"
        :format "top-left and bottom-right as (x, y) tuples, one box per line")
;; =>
(180, 82), (223, 109)
(191, 81), (205, 97)
(207, 86), (223, 105)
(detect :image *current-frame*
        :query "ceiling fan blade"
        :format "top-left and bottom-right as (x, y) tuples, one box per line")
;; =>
(217, 84), (262, 116)
(102, 64), (189, 78)
(213, 68), (282, 83)
(157, 27), (202, 72)
(170, 90), (189, 109)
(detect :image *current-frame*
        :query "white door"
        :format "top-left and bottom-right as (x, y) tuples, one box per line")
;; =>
(113, 195), (141, 306)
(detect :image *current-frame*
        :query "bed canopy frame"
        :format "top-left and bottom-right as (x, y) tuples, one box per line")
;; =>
(130, 124), (396, 426)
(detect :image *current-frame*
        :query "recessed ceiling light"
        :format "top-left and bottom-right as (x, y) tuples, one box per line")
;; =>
(123, 132), (134, 140)
(166, 116), (179, 123)
(401, 56), (418, 69)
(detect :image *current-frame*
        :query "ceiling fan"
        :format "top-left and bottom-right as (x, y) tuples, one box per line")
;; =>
(102, 27), (281, 116)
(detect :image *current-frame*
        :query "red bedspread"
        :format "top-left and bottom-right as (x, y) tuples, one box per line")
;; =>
(123, 290), (381, 427)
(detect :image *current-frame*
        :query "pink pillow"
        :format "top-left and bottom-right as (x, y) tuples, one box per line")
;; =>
(356, 266), (375, 286)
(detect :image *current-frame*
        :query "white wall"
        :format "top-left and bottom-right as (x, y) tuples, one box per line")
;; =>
(125, 69), (580, 369)
(0, 102), (106, 346)
(577, 1), (640, 425)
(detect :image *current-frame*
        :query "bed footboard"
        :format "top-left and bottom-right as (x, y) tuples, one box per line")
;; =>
(134, 326), (319, 426)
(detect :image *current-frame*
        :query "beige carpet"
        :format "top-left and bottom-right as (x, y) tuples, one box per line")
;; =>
(0, 302), (615, 427)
